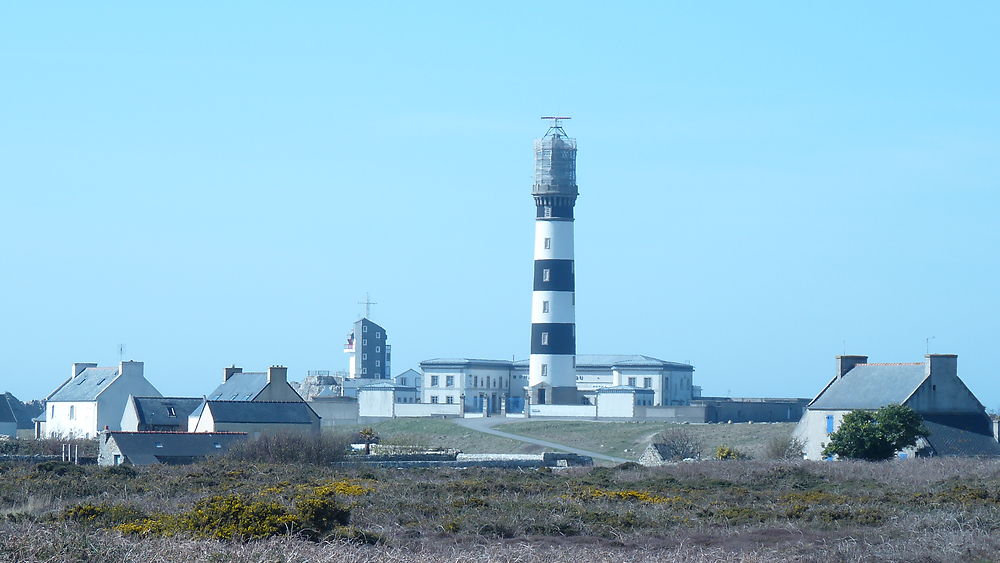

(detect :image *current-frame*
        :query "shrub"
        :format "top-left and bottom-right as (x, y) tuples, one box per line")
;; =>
(33, 461), (84, 476)
(59, 502), (145, 527)
(822, 404), (929, 461)
(714, 445), (749, 460)
(116, 482), (362, 541)
(763, 435), (806, 459)
(651, 427), (704, 460)
(225, 432), (352, 465)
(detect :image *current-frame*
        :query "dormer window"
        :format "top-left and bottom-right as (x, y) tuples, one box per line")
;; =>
(166, 407), (177, 418)
(154, 442), (163, 448)
(213, 442), (222, 449)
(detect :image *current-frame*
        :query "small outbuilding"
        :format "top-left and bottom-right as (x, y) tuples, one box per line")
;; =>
(98, 431), (247, 466)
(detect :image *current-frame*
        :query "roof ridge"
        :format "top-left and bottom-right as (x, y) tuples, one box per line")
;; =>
(860, 362), (923, 366)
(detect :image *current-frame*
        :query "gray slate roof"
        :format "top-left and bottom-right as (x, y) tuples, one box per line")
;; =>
(421, 358), (514, 368)
(132, 397), (204, 427)
(0, 398), (15, 424)
(512, 355), (693, 370)
(809, 364), (927, 410)
(207, 372), (268, 401)
(48, 367), (120, 402)
(921, 414), (1000, 457)
(206, 401), (317, 424)
(108, 432), (248, 465)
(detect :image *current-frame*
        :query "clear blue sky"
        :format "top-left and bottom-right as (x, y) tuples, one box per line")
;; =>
(2, 3), (998, 409)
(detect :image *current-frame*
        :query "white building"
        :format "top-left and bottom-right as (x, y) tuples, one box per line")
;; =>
(419, 359), (528, 414)
(794, 354), (1000, 460)
(44, 361), (161, 439)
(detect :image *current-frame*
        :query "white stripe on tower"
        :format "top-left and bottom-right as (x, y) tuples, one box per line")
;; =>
(529, 119), (578, 405)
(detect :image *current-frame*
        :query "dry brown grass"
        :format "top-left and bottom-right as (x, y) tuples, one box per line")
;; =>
(1, 457), (999, 562)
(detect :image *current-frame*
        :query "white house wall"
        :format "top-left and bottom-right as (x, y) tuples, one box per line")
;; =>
(46, 401), (98, 439)
(792, 410), (849, 460)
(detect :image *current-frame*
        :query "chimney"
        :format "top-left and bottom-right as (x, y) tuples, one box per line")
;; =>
(925, 354), (958, 380)
(224, 365), (242, 382)
(836, 355), (868, 378)
(268, 365), (287, 385)
(119, 360), (143, 378)
(72, 362), (97, 379)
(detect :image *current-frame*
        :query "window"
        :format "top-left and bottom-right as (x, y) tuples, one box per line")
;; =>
(213, 442), (222, 449)
(376, 346), (381, 352)
(544, 206), (552, 217)
(446, 396), (454, 404)
(401, 378), (407, 386)
(375, 360), (380, 367)
(154, 442), (163, 448)
(544, 237), (551, 249)
(826, 415), (834, 434)
(474, 376), (478, 387)
(446, 376), (454, 387)
(363, 325), (367, 332)
(167, 407), (177, 418)
(542, 301), (550, 313)
(363, 353), (368, 360)
(542, 269), (550, 282)
(541, 364), (548, 377)
(627, 377), (636, 387)
(376, 331), (381, 338)
(430, 376), (439, 387)
(643, 377), (652, 388)
(363, 339), (367, 345)
(541, 332), (549, 345)
(51, 405), (55, 418)
(431, 396), (439, 404)
(362, 367), (368, 375)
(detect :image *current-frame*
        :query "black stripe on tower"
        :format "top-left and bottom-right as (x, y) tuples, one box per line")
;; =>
(533, 259), (574, 291)
(530, 323), (576, 355)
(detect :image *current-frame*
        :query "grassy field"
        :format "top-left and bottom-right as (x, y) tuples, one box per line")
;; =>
(333, 418), (544, 454)
(1, 455), (999, 562)
(495, 420), (796, 460)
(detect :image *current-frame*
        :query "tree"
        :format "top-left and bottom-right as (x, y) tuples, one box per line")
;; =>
(358, 427), (379, 455)
(822, 404), (929, 461)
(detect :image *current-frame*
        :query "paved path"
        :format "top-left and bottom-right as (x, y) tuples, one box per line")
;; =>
(453, 417), (631, 464)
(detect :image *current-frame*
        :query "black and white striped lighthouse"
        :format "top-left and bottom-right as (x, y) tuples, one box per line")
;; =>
(529, 117), (578, 405)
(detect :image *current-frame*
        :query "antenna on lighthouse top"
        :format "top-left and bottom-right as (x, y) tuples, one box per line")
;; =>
(540, 116), (571, 137)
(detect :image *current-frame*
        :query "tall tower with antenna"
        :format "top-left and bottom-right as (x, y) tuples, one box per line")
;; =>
(528, 117), (578, 405)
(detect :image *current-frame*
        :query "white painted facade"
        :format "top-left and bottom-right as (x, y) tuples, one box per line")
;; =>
(420, 360), (527, 413)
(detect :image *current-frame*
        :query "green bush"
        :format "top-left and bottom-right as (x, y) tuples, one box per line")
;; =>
(59, 502), (145, 527)
(822, 404), (928, 461)
(33, 461), (84, 476)
(225, 432), (353, 465)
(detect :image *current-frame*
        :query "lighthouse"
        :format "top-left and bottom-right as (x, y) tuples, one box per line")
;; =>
(528, 117), (578, 405)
